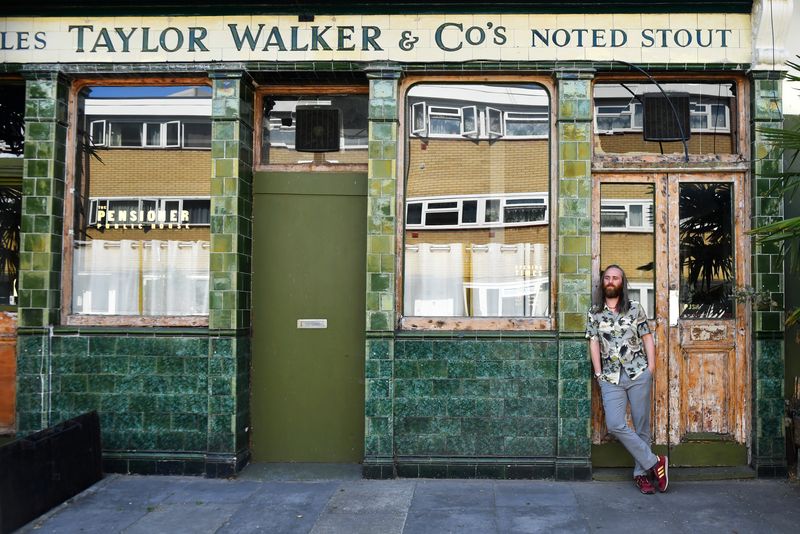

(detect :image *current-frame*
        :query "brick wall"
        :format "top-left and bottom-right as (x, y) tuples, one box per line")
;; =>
(266, 146), (367, 165)
(597, 133), (733, 154)
(88, 149), (211, 197)
(407, 138), (549, 197)
(600, 233), (655, 284)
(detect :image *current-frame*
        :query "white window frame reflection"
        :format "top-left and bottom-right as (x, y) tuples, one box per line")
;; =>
(600, 200), (654, 232)
(406, 194), (549, 230)
(629, 282), (655, 319)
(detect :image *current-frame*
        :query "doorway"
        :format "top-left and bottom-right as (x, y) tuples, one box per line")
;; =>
(591, 173), (749, 466)
(250, 171), (367, 462)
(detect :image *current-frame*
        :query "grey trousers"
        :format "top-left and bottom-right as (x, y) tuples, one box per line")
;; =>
(599, 369), (659, 477)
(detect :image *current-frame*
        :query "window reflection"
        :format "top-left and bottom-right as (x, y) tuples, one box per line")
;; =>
(593, 82), (737, 155)
(73, 85), (211, 316)
(600, 184), (655, 318)
(679, 183), (733, 319)
(260, 94), (368, 165)
(404, 84), (550, 318)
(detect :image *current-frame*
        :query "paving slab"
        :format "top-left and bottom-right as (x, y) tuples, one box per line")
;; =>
(14, 470), (800, 534)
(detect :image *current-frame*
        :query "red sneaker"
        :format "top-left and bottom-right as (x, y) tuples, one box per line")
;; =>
(634, 475), (655, 494)
(651, 455), (669, 492)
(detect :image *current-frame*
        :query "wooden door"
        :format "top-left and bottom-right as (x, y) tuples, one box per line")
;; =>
(592, 173), (749, 465)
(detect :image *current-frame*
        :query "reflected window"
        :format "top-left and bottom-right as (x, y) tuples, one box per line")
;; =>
(404, 84), (551, 318)
(593, 82), (737, 155)
(679, 182), (733, 319)
(71, 85), (211, 317)
(260, 94), (368, 165)
(600, 184), (655, 319)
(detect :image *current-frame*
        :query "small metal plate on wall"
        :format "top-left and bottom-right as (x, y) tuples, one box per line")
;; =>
(297, 319), (327, 329)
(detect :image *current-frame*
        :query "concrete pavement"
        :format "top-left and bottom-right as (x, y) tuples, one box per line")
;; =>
(16, 465), (800, 533)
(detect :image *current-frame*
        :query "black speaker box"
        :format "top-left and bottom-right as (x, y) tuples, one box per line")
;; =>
(295, 105), (341, 152)
(642, 92), (691, 142)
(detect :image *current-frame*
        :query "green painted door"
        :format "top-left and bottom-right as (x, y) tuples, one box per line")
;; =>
(251, 172), (367, 462)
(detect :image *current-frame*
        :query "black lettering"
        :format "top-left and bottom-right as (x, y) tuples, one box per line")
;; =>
(68, 25), (93, 53)
(90, 28), (115, 53)
(435, 22), (463, 51)
(159, 27), (184, 52)
(16, 32), (29, 50)
(611, 29), (627, 47)
(674, 29), (691, 47)
(531, 29), (549, 47)
(465, 26), (485, 46)
(493, 26), (507, 45)
(337, 26), (355, 50)
(114, 27), (136, 53)
(228, 24), (264, 51)
(716, 29), (732, 48)
(188, 27), (209, 52)
(592, 29), (606, 47)
(263, 27), (287, 51)
(34, 32), (46, 49)
(140, 27), (159, 52)
(655, 29), (672, 47)
(291, 26), (309, 51)
(641, 29), (655, 48)
(573, 28), (588, 47)
(361, 26), (382, 51)
(311, 26), (332, 50)
(695, 29), (712, 48)
(552, 29), (570, 47)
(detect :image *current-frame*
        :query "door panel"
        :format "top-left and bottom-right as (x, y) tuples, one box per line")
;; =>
(679, 322), (735, 435)
(251, 172), (366, 462)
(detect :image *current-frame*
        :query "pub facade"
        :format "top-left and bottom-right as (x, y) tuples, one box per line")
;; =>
(0, 0), (792, 478)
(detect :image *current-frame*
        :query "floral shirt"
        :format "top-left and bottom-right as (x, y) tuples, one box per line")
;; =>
(585, 300), (651, 384)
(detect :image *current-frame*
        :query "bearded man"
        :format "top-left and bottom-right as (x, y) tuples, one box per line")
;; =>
(586, 264), (669, 494)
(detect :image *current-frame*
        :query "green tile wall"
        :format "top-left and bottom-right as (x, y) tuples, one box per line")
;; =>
(18, 71), (68, 327)
(556, 71), (594, 334)
(750, 71), (787, 477)
(393, 338), (559, 458)
(363, 63), (401, 476)
(209, 71), (254, 332)
(17, 333), (245, 475)
(554, 70), (594, 476)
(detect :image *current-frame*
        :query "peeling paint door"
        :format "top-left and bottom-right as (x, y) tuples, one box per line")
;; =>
(665, 174), (749, 449)
(592, 173), (749, 465)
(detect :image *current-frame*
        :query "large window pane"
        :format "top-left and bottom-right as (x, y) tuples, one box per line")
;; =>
(260, 94), (368, 165)
(73, 85), (212, 317)
(404, 84), (550, 318)
(600, 183), (655, 318)
(593, 82), (737, 156)
(679, 182), (733, 319)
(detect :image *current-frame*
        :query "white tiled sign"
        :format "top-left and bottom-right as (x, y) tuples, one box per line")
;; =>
(0, 14), (752, 64)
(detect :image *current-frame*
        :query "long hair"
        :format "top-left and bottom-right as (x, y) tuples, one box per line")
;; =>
(591, 264), (631, 314)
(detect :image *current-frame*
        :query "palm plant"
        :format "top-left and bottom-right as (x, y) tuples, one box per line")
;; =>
(750, 58), (800, 326)
(679, 182), (734, 317)
(0, 187), (21, 303)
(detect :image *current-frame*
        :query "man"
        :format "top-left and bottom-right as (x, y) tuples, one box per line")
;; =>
(586, 264), (669, 494)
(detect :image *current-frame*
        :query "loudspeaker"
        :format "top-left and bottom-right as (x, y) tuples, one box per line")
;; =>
(295, 105), (341, 152)
(642, 92), (691, 142)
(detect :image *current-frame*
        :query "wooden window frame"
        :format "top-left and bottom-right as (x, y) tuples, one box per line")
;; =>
(592, 73), (749, 169)
(62, 77), (212, 327)
(254, 85), (369, 173)
(397, 75), (558, 332)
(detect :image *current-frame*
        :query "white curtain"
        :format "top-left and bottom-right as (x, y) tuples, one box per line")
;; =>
(404, 243), (464, 316)
(72, 239), (139, 314)
(142, 240), (209, 315)
(470, 243), (549, 317)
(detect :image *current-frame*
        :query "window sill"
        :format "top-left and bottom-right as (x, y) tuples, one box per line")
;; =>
(399, 316), (553, 331)
(63, 315), (209, 328)
(255, 163), (368, 173)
